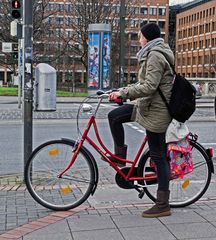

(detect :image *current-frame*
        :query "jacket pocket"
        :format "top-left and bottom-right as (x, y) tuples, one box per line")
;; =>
(137, 98), (151, 117)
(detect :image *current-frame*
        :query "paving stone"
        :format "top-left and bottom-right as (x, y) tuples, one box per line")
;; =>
(195, 209), (216, 222)
(23, 232), (72, 240)
(159, 210), (207, 224)
(73, 229), (124, 240)
(120, 225), (176, 240)
(166, 222), (216, 239)
(67, 215), (116, 231)
(111, 214), (160, 228)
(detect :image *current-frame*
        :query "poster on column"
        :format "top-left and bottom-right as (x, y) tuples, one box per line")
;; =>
(102, 32), (111, 89)
(88, 32), (100, 88)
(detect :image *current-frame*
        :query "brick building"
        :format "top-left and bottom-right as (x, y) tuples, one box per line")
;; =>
(47, 0), (170, 86)
(123, 0), (169, 84)
(175, 0), (216, 77)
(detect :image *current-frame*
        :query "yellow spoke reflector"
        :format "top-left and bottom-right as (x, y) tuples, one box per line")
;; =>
(60, 185), (72, 194)
(182, 179), (190, 189)
(49, 149), (59, 156)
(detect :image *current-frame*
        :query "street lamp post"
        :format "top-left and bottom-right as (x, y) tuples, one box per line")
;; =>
(119, 0), (126, 88)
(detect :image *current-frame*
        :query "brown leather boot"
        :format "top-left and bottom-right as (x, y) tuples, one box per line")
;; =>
(142, 190), (171, 218)
(102, 145), (127, 167)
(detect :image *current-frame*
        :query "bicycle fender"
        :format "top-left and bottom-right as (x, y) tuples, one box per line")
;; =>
(206, 149), (214, 174)
(192, 140), (214, 174)
(137, 148), (149, 174)
(81, 146), (99, 195)
(61, 138), (99, 194)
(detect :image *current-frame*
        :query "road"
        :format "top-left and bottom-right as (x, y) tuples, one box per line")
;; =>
(0, 96), (215, 176)
(0, 119), (215, 176)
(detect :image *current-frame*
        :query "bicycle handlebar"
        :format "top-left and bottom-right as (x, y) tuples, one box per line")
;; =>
(96, 89), (123, 104)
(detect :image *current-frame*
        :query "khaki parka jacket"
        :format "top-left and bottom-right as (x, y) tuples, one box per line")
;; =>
(119, 43), (175, 133)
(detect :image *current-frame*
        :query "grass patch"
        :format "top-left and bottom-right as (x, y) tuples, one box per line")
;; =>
(56, 90), (87, 97)
(0, 87), (18, 96)
(0, 87), (87, 97)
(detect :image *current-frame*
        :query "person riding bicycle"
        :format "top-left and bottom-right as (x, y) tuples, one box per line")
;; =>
(107, 23), (175, 218)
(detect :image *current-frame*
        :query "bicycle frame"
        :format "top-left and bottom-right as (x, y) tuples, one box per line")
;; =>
(58, 97), (156, 183)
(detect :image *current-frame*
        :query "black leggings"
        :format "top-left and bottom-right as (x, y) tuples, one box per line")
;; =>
(108, 104), (170, 191)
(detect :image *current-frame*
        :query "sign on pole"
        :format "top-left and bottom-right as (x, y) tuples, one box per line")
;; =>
(2, 42), (12, 53)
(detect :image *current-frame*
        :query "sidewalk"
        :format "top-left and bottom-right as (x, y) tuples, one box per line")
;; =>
(1, 166), (216, 240)
(3, 201), (216, 240)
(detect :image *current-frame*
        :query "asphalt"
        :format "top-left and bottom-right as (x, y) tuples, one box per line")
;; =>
(0, 96), (216, 240)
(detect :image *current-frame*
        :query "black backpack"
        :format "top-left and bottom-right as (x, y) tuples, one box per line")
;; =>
(157, 53), (196, 123)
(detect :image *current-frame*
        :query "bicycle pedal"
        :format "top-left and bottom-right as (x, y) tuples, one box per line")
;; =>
(138, 190), (145, 199)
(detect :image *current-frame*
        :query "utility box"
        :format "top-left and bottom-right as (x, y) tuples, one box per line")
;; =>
(34, 63), (56, 111)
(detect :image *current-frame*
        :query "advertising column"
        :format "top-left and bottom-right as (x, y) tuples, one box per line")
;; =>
(88, 24), (111, 95)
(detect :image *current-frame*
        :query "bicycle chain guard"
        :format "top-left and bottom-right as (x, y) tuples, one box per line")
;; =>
(115, 167), (138, 189)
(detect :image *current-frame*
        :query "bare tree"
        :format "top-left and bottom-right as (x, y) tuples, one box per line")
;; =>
(58, 0), (136, 87)
(0, 0), (135, 87)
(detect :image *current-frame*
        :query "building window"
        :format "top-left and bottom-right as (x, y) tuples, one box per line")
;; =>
(130, 20), (139, 28)
(112, 5), (120, 14)
(48, 3), (56, 11)
(188, 28), (192, 37)
(149, 7), (157, 16)
(204, 55), (209, 63)
(159, 8), (166, 16)
(198, 55), (202, 64)
(205, 23), (209, 33)
(131, 46), (140, 54)
(140, 20), (148, 27)
(158, 21), (165, 29)
(129, 7), (139, 15)
(56, 17), (64, 25)
(131, 32), (138, 40)
(58, 3), (64, 12)
(140, 7), (148, 15)
(193, 27), (197, 35)
(192, 56), (196, 65)
(212, 22), (216, 31)
(130, 59), (138, 66)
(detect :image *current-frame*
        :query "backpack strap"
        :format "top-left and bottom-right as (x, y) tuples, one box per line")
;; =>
(145, 50), (175, 115)
(158, 87), (170, 112)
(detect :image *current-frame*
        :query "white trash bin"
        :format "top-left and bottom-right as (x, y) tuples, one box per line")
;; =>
(34, 63), (56, 111)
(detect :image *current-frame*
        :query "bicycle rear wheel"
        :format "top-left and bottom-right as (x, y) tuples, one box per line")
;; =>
(138, 140), (212, 208)
(25, 139), (96, 211)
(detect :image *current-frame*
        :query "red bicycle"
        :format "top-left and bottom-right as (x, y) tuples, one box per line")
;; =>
(25, 90), (214, 211)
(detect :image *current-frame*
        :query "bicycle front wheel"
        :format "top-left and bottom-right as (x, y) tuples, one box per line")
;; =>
(138, 140), (212, 208)
(25, 139), (96, 211)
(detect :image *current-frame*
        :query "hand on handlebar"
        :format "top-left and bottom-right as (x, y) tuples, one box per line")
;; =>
(109, 91), (123, 104)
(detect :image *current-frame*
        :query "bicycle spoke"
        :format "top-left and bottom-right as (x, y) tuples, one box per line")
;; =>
(25, 140), (95, 211)
(141, 140), (211, 207)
